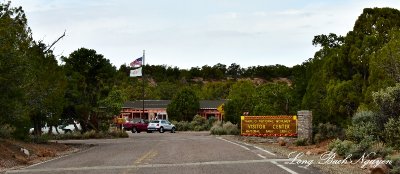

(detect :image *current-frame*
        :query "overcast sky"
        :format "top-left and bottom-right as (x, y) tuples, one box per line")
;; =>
(10, 0), (400, 69)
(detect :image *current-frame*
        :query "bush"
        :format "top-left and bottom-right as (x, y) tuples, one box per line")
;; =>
(328, 137), (391, 160)
(210, 124), (226, 135)
(295, 138), (308, 146)
(328, 139), (355, 157)
(346, 136), (374, 159)
(210, 121), (239, 135)
(172, 115), (216, 131)
(109, 130), (129, 138)
(352, 110), (375, 123)
(173, 121), (191, 131)
(190, 115), (209, 131)
(345, 111), (380, 143)
(384, 118), (400, 149)
(82, 130), (98, 139)
(314, 122), (343, 143)
(222, 122), (240, 135)
(370, 142), (393, 159)
(385, 155), (400, 174)
(192, 115), (206, 125)
(31, 134), (50, 143)
(49, 129), (128, 140)
(346, 122), (378, 143)
(0, 124), (15, 139)
(208, 117), (217, 126)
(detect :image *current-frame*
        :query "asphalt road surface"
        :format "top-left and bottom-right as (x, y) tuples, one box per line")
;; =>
(7, 132), (322, 174)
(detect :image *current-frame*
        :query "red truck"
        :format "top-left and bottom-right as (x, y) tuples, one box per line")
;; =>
(122, 118), (149, 133)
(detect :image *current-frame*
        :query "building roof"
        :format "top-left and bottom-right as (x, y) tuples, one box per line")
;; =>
(122, 100), (226, 110)
(199, 100), (226, 109)
(123, 100), (171, 109)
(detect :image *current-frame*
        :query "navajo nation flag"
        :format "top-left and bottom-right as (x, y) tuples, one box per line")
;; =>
(130, 57), (143, 67)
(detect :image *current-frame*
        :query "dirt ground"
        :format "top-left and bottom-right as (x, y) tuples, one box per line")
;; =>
(0, 139), (78, 173)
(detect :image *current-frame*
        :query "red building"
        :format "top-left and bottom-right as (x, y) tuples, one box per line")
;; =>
(119, 100), (226, 121)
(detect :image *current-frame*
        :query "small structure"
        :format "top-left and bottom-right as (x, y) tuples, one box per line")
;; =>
(120, 100), (171, 121)
(198, 100), (226, 121)
(119, 100), (226, 121)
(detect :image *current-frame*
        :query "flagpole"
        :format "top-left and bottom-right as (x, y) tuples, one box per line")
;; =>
(142, 50), (145, 120)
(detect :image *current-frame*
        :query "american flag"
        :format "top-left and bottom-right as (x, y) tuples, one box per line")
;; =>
(130, 57), (142, 67)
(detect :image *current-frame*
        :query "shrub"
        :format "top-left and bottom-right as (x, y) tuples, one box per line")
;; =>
(57, 132), (82, 140)
(346, 136), (374, 159)
(385, 155), (400, 174)
(109, 130), (128, 138)
(295, 138), (308, 146)
(314, 122), (343, 143)
(384, 118), (400, 149)
(192, 115), (207, 125)
(345, 111), (380, 143)
(82, 130), (98, 139)
(222, 122), (240, 135)
(172, 115), (215, 131)
(208, 117), (217, 126)
(210, 124), (226, 135)
(352, 110), (375, 123)
(31, 134), (50, 143)
(173, 121), (191, 131)
(370, 142), (393, 159)
(0, 124), (15, 139)
(328, 138), (355, 157)
(210, 121), (239, 135)
(190, 115), (209, 131)
(346, 122), (378, 143)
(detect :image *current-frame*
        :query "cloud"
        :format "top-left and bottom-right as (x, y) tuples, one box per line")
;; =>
(10, 0), (400, 69)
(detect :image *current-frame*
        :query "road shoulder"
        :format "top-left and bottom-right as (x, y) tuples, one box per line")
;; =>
(220, 135), (368, 174)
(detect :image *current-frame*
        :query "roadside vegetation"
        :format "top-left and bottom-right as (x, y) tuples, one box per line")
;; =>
(171, 115), (240, 135)
(2, 4), (400, 172)
(31, 129), (128, 143)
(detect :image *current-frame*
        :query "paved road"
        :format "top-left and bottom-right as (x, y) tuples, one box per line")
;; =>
(7, 132), (322, 174)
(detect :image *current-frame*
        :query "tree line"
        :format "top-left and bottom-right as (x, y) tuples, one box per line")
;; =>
(2, 1), (400, 141)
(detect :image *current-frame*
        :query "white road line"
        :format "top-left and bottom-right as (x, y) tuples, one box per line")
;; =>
(6, 159), (293, 173)
(257, 154), (266, 159)
(216, 137), (276, 157)
(253, 146), (276, 156)
(271, 161), (298, 174)
(216, 137), (250, 150)
(243, 142), (251, 146)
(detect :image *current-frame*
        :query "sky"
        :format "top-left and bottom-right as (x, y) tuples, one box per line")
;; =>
(9, 0), (400, 69)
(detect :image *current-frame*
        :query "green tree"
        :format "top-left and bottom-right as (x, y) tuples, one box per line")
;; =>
(0, 2), (67, 138)
(367, 29), (400, 103)
(372, 83), (400, 122)
(98, 88), (128, 131)
(200, 81), (232, 100)
(224, 81), (255, 124)
(227, 63), (242, 79)
(253, 83), (294, 115)
(62, 48), (116, 132)
(322, 75), (363, 126)
(167, 88), (200, 121)
(155, 81), (179, 100)
(0, 2), (32, 138)
(28, 43), (67, 136)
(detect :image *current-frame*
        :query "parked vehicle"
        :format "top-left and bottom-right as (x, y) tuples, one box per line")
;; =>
(147, 119), (176, 133)
(123, 118), (148, 133)
(29, 122), (81, 134)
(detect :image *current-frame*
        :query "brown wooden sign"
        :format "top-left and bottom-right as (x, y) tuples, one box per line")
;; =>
(241, 116), (297, 137)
